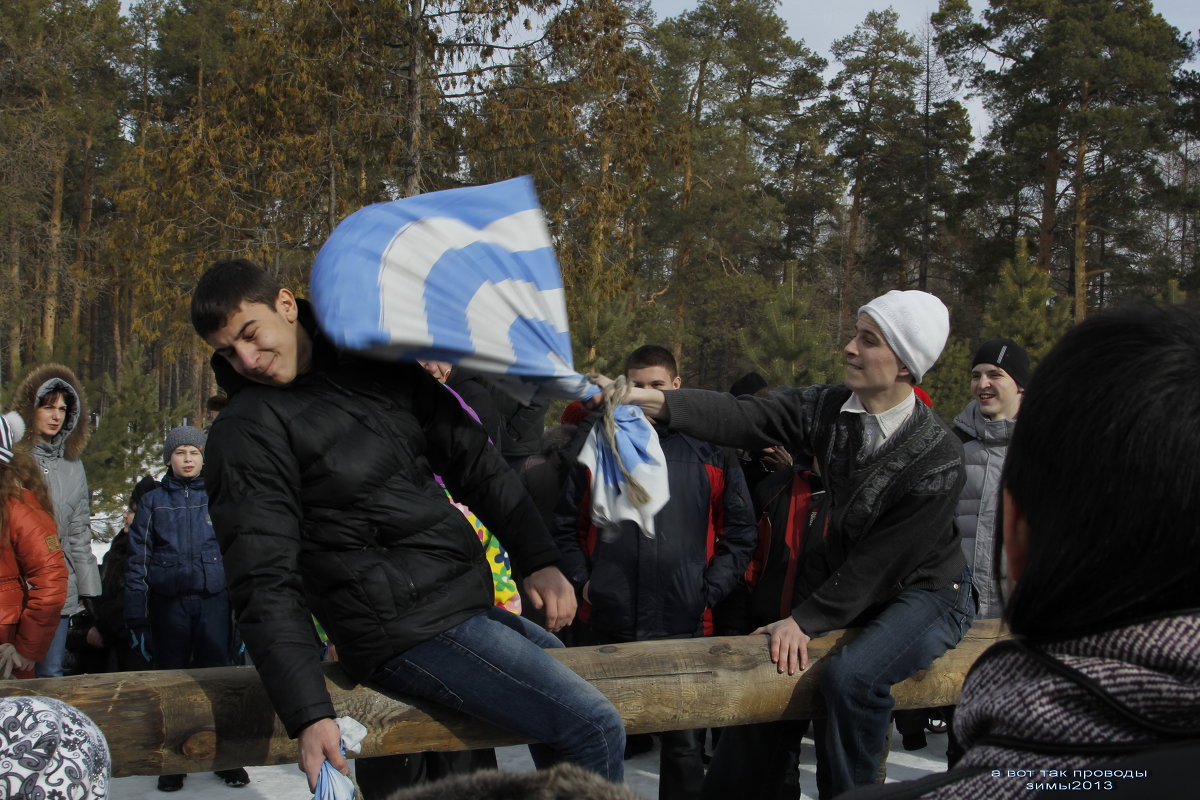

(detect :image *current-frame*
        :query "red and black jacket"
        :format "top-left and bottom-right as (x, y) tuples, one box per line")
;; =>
(554, 428), (756, 641)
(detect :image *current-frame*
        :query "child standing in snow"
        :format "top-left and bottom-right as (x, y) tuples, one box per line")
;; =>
(123, 426), (249, 792)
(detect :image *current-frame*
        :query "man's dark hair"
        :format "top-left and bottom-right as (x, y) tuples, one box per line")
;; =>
(1002, 302), (1200, 638)
(190, 259), (283, 337)
(625, 345), (678, 378)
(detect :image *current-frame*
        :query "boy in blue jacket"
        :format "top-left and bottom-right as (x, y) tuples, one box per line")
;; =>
(124, 425), (249, 792)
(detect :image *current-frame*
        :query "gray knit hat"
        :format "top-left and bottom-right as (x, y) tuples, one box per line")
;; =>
(164, 425), (207, 464)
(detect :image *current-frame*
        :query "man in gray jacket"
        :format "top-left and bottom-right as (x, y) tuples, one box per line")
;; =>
(953, 338), (1028, 619)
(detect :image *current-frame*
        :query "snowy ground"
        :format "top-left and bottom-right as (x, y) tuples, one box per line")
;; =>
(106, 730), (948, 798)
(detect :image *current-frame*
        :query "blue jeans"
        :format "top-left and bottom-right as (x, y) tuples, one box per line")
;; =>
(815, 571), (975, 798)
(35, 616), (70, 678)
(372, 607), (625, 782)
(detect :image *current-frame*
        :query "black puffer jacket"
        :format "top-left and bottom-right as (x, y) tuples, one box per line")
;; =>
(204, 302), (559, 737)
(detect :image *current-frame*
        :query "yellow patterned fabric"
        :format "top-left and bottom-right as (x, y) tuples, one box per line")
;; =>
(445, 489), (522, 614)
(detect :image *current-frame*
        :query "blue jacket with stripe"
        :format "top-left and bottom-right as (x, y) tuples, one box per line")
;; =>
(124, 472), (226, 627)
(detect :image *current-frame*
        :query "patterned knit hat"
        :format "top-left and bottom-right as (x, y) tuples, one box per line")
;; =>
(164, 425), (207, 464)
(0, 415), (13, 466)
(0, 696), (110, 798)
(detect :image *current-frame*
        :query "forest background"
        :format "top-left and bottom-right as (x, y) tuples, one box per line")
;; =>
(2, 0), (1198, 510)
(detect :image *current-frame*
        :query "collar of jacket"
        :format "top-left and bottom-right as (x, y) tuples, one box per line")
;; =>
(954, 399), (1016, 445)
(210, 297), (340, 397)
(161, 471), (205, 492)
(34, 435), (66, 459)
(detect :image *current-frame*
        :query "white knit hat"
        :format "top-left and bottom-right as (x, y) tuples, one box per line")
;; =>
(2, 410), (24, 447)
(858, 290), (950, 383)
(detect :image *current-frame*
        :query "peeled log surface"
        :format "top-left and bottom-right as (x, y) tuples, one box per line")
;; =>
(1, 619), (1007, 777)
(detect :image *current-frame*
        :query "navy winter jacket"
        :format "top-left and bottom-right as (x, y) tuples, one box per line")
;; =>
(124, 473), (225, 627)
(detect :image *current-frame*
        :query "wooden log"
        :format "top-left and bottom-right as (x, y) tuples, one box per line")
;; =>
(0, 620), (1007, 777)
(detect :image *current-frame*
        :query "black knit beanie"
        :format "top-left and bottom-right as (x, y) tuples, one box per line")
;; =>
(972, 338), (1031, 388)
(129, 475), (159, 509)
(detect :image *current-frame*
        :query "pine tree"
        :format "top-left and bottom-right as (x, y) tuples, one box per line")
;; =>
(82, 339), (178, 516)
(981, 237), (1071, 365)
(933, 0), (1189, 318)
(925, 238), (1069, 423)
(824, 9), (922, 335)
(920, 335), (972, 425)
(641, 0), (826, 380)
(740, 270), (838, 387)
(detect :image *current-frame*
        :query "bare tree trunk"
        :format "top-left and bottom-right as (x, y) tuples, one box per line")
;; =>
(1071, 86), (1092, 320)
(42, 150), (68, 354)
(1037, 149), (1062, 274)
(19, 622), (1006, 778)
(71, 135), (95, 354)
(839, 161), (865, 342)
(1072, 134), (1089, 321)
(402, 0), (425, 197)
(6, 226), (22, 381)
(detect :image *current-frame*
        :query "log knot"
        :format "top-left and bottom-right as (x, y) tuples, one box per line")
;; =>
(181, 728), (217, 760)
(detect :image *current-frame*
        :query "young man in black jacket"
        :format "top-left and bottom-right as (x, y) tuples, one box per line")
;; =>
(555, 345), (757, 800)
(190, 260), (625, 791)
(617, 291), (974, 799)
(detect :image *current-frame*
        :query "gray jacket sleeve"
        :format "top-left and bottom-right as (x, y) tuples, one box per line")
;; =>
(661, 385), (830, 457)
(66, 462), (101, 599)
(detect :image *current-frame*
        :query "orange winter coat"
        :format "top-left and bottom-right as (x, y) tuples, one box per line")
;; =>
(0, 489), (68, 678)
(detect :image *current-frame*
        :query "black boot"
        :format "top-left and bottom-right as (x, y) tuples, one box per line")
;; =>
(215, 767), (250, 787)
(157, 774), (185, 792)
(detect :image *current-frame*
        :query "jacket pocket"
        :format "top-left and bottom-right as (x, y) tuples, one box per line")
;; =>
(0, 598), (21, 625)
(146, 558), (186, 596)
(200, 538), (227, 594)
(310, 549), (420, 625)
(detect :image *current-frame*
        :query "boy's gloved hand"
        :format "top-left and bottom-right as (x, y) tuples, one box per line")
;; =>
(129, 627), (154, 662)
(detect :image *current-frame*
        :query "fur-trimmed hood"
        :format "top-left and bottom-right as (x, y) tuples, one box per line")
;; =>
(12, 363), (90, 461)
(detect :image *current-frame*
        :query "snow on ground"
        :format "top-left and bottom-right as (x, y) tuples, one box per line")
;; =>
(106, 732), (947, 798)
